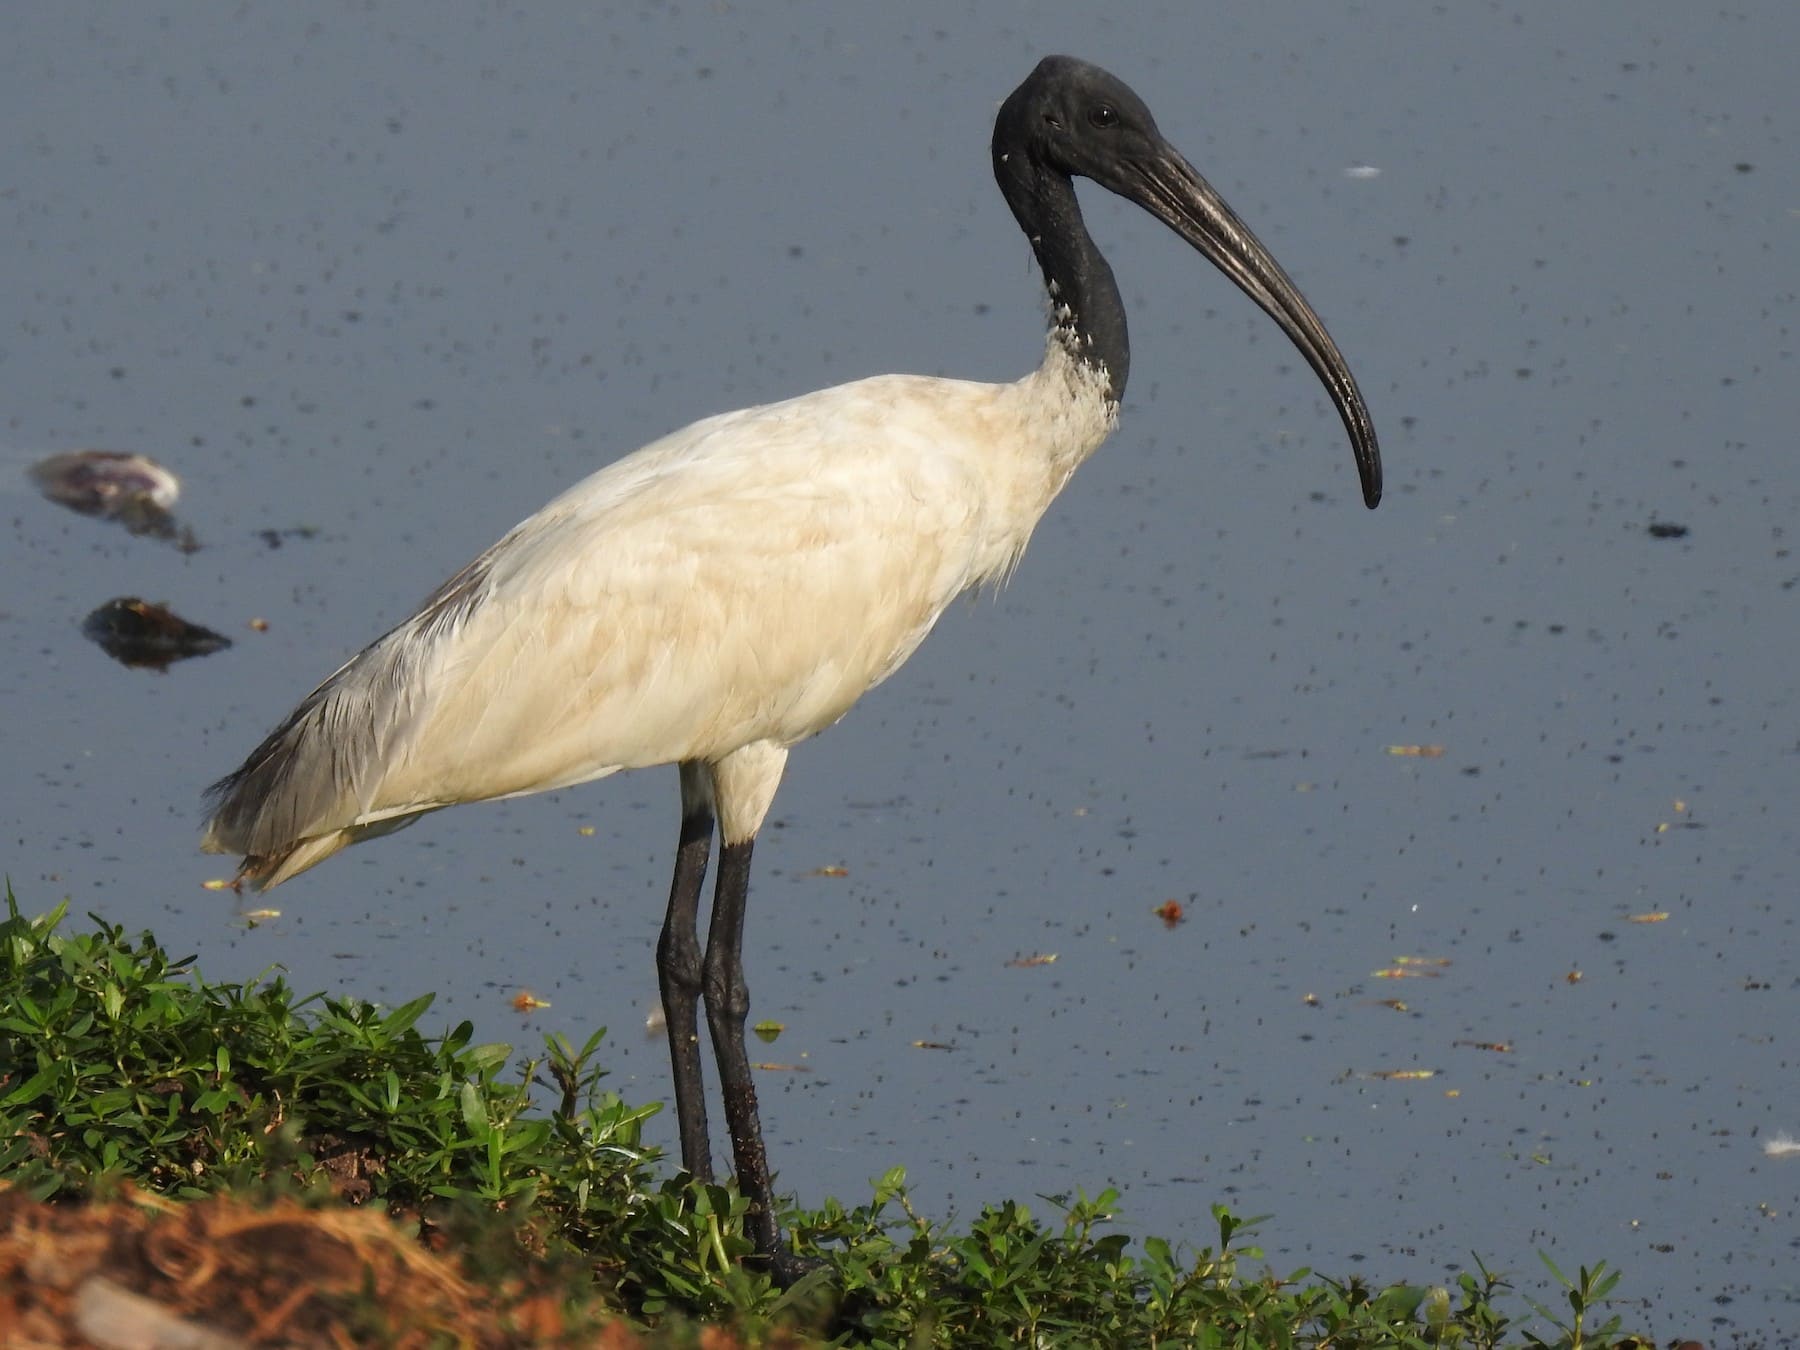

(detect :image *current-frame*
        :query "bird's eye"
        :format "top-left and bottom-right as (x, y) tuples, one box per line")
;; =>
(1088, 105), (1119, 129)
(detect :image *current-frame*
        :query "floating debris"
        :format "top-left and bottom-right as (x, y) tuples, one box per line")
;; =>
(1153, 898), (1185, 928)
(1386, 744), (1446, 758)
(511, 991), (550, 1012)
(803, 864), (849, 878)
(30, 449), (197, 550)
(1373, 956), (1451, 979)
(1006, 952), (1058, 968)
(752, 1020), (785, 1043)
(1362, 1068), (1438, 1081)
(1763, 1132), (1800, 1159)
(1655, 799), (1702, 833)
(1627, 911), (1671, 924)
(256, 525), (321, 549)
(31, 449), (177, 514)
(82, 598), (231, 671)
(1646, 520), (1689, 539)
(1454, 1039), (1514, 1054)
(912, 1040), (956, 1051)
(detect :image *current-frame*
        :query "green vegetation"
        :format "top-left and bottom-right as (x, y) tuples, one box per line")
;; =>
(0, 887), (1646, 1347)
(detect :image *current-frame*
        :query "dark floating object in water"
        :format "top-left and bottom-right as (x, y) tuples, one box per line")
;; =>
(29, 449), (199, 551)
(83, 598), (232, 671)
(1646, 520), (1690, 539)
(257, 525), (321, 550)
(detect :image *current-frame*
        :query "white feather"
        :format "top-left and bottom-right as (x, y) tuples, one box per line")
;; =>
(203, 338), (1114, 883)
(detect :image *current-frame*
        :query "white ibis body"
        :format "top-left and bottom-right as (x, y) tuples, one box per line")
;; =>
(203, 56), (1382, 1278)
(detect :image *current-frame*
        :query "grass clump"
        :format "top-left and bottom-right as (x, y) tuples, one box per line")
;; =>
(0, 887), (1648, 1347)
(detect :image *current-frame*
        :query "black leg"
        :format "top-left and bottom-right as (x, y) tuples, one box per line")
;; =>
(658, 797), (714, 1181)
(702, 836), (795, 1274)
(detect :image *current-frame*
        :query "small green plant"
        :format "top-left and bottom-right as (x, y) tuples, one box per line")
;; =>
(1522, 1252), (1625, 1350)
(0, 887), (1653, 1347)
(0, 886), (739, 1319)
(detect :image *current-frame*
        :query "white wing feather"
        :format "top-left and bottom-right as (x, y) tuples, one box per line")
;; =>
(203, 347), (1114, 886)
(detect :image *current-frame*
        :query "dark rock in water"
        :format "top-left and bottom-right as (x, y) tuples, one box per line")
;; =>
(82, 598), (232, 671)
(1646, 520), (1690, 539)
(30, 449), (199, 551)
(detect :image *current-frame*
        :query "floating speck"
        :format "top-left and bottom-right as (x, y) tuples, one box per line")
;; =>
(1362, 1067), (1437, 1081)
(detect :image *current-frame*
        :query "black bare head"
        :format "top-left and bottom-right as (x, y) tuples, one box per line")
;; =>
(993, 55), (1382, 509)
(993, 55), (1169, 188)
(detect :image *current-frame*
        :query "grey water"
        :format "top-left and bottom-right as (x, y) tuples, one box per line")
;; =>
(3, 4), (1796, 1343)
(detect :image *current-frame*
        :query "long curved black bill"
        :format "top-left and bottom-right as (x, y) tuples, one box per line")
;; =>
(1120, 147), (1382, 509)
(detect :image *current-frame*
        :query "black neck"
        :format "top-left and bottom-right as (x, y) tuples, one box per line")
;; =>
(992, 156), (1130, 401)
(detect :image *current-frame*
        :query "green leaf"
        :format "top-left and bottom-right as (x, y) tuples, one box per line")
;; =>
(459, 1079), (490, 1138)
(379, 992), (435, 1039)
